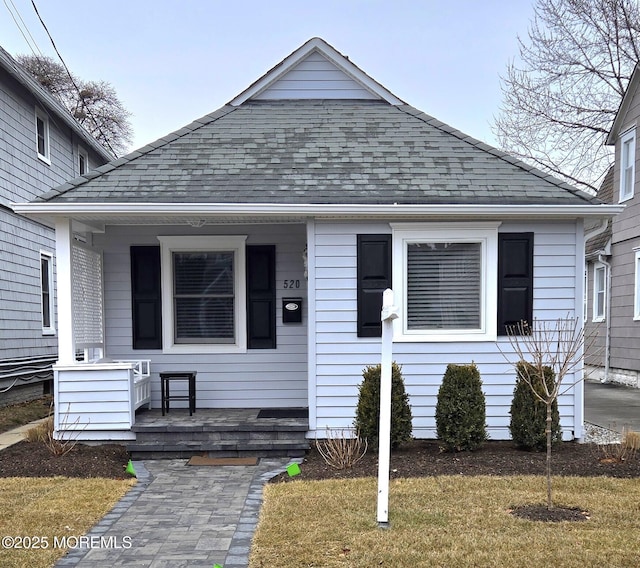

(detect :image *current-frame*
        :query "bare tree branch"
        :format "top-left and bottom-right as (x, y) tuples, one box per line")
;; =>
(17, 54), (132, 157)
(494, 0), (640, 192)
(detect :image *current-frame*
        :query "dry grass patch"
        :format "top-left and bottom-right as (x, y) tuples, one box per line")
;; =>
(0, 476), (135, 568)
(0, 397), (52, 434)
(250, 476), (640, 567)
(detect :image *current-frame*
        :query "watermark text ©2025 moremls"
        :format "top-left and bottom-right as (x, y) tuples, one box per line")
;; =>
(2, 535), (133, 550)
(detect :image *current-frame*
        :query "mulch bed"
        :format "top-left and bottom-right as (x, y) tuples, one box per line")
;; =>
(270, 439), (640, 483)
(1, 438), (639, 483)
(0, 441), (131, 479)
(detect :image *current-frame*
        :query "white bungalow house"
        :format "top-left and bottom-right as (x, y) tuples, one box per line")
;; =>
(13, 38), (622, 450)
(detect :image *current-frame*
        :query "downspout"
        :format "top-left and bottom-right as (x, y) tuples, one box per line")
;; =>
(598, 254), (612, 384)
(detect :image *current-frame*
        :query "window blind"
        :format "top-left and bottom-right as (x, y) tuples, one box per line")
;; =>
(173, 252), (235, 342)
(407, 242), (481, 330)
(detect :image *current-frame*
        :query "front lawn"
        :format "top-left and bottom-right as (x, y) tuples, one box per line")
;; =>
(0, 477), (135, 568)
(0, 397), (52, 434)
(250, 476), (640, 567)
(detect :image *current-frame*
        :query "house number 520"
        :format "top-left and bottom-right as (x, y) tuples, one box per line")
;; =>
(283, 279), (300, 289)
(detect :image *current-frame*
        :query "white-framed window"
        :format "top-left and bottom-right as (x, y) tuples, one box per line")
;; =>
(620, 128), (635, 202)
(391, 223), (500, 342)
(634, 249), (640, 321)
(40, 251), (55, 335)
(35, 108), (50, 164)
(78, 146), (89, 175)
(593, 262), (606, 322)
(158, 236), (247, 353)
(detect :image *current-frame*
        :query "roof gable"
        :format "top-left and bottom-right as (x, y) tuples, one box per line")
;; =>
(229, 37), (404, 106)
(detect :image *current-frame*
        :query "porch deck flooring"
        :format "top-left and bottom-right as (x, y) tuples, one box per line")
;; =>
(129, 408), (310, 458)
(133, 408), (309, 430)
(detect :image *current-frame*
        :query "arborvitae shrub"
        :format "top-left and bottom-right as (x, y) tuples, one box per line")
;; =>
(354, 362), (413, 449)
(435, 363), (487, 451)
(509, 360), (561, 451)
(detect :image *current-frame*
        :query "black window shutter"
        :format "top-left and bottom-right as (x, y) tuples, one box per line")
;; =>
(246, 245), (276, 349)
(131, 246), (162, 349)
(357, 234), (392, 337)
(497, 233), (533, 336)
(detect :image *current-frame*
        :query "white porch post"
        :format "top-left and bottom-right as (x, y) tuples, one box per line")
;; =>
(55, 218), (75, 364)
(377, 289), (398, 527)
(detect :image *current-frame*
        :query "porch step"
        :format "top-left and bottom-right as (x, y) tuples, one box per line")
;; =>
(127, 408), (310, 459)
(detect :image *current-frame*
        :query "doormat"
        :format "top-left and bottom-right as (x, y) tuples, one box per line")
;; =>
(257, 408), (309, 419)
(187, 456), (259, 466)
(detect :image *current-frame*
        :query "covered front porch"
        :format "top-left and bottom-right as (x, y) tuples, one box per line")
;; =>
(50, 216), (310, 445)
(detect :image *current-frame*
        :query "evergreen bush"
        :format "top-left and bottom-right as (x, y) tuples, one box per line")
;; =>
(354, 362), (413, 449)
(435, 363), (487, 451)
(509, 360), (561, 450)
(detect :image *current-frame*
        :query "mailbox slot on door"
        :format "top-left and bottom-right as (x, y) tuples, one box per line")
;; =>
(282, 298), (303, 323)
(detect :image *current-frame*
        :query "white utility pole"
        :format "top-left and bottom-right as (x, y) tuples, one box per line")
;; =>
(377, 288), (398, 527)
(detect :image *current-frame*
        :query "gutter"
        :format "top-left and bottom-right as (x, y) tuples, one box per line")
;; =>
(11, 202), (626, 219)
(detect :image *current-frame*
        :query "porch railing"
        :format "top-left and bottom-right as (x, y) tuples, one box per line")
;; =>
(116, 359), (152, 410)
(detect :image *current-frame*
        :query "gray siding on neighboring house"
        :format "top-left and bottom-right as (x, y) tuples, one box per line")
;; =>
(94, 224), (309, 409)
(609, 240), (640, 372)
(310, 220), (582, 441)
(0, 209), (57, 358)
(591, 80), (640, 384)
(0, 61), (108, 395)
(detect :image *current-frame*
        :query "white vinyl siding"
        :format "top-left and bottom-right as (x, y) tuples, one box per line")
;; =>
(311, 220), (581, 441)
(254, 51), (378, 101)
(593, 262), (606, 322)
(620, 129), (635, 202)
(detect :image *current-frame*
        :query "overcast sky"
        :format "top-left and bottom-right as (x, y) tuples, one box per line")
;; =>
(1, 0), (535, 153)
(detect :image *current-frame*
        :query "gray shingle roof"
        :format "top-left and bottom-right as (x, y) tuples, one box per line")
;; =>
(36, 100), (599, 206)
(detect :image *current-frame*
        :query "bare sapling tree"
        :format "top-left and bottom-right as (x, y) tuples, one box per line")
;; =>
(505, 317), (585, 509)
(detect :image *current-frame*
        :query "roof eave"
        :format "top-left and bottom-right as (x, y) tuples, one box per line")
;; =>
(12, 202), (625, 221)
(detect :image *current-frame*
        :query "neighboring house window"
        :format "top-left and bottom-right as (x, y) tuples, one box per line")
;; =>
(40, 252), (55, 335)
(593, 262), (606, 322)
(391, 223), (499, 342)
(620, 129), (635, 202)
(35, 108), (50, 163)
(634, 249), (640, 321)
(78, 147), (89, 175)
(158, 236), (247, 353)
